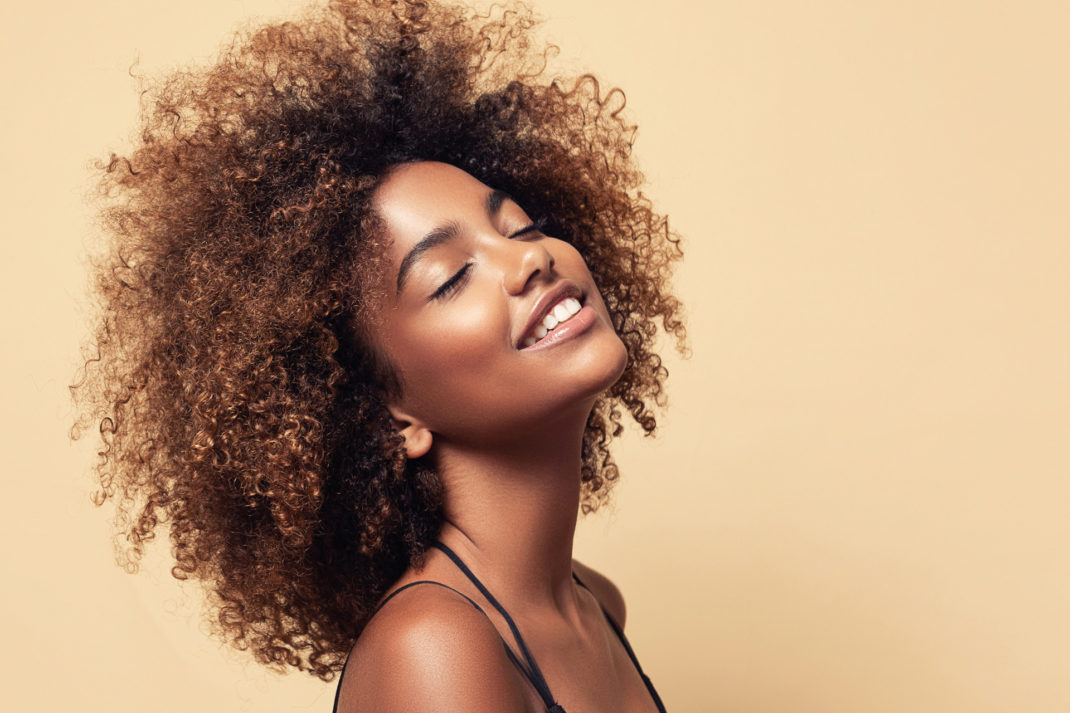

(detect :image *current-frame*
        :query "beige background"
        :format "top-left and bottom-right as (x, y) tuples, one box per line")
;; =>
(2, 0), (1068, 711)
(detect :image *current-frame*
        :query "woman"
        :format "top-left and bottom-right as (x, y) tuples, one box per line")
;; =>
(71, 0), (685, 710)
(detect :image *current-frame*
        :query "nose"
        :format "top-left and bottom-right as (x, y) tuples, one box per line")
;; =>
(502, 238), (555, 295)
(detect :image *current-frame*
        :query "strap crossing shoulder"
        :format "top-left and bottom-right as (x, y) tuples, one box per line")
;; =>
(433, 541), (565, 712)
(331, 578), (536, 713)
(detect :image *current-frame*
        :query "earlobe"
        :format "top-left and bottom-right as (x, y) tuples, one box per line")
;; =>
(387, 406), (433, 459)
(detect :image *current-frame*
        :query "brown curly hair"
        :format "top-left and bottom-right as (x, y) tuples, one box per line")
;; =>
(70, 0), (685, 681)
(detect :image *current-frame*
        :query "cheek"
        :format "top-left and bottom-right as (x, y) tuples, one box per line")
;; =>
(387, 301), (508, 412)
(553, 239), (590, 271)
(556, 242), (613, 315)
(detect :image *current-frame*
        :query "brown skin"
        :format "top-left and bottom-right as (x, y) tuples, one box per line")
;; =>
(71, 0), (686, 688)
(373, 161), (628, 454)
(337, 161), (657, 712)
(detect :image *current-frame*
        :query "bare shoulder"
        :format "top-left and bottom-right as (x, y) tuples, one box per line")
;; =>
(336, 584), (530, 713)
(572, 559), (627, 628)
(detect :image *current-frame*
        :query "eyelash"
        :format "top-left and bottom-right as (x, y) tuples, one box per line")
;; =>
(429, 217), (548, 301)
(509, 215), (549, 239)
(430, 262), (473, 300)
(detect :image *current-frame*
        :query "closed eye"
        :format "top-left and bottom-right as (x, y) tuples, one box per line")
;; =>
(508, 216), (548, 240)
(429, 216), (546, 301)
(429, 262), (473, 301)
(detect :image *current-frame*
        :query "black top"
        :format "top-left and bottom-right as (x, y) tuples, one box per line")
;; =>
(331, 541), (667, 713)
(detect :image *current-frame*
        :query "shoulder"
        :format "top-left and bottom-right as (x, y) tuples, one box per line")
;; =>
(336, 583), (530, 713)
(572, 559), (627, 629)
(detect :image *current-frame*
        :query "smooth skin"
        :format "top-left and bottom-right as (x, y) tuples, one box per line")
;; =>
(335, 162), (660, 713)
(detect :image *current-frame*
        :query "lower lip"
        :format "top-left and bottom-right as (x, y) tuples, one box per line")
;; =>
(521, 304), (598, 352)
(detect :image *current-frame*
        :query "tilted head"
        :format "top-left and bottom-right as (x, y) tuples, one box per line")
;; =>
(72, 0), (685, 679)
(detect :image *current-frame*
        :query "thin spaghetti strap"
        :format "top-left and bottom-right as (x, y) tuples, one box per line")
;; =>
(571, 572), (668, 713)
(373, 579), (481, 616)
(331, 579), (532, 713)
(433, 541), (566, 713)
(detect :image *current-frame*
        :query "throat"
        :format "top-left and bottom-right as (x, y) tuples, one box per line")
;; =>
(433, 438), (585, 610)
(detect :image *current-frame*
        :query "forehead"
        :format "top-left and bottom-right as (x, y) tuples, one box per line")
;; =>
(373, 161), (492, 251)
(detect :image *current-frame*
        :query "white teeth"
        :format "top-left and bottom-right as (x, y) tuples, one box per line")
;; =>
(522, 295), (584, 348)
(543, 297), (581, 330)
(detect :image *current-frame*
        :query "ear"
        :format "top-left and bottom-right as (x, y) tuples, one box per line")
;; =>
(386, 405), (433, 459)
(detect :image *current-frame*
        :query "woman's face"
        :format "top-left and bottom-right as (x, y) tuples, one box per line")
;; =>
(367, 161), (628, 450)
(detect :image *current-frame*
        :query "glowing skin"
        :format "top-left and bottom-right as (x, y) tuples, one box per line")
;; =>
(368, 160), (628, 454)
(337, 162), (660, 713)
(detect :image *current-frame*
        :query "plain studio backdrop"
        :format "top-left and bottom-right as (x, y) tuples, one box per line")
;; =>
(2, 1), (1067, 711)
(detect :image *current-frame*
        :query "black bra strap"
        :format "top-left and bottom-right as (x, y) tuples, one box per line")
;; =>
(378, 580), (533, 682)
(433, 541), (562, 711)
(332, 580), (533, 713)
(374, 579), (480, 616)
(571, 572), (667, 713)
(336, 559), (665, 713)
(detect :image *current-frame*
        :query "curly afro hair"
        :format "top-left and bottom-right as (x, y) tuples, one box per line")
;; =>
(71, 0), (685, 680)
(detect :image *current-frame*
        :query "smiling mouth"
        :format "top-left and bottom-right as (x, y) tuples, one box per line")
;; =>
(519, 296), (584, 349)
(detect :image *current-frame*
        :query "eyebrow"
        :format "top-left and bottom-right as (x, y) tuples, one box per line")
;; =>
(395, 189), (512, 295)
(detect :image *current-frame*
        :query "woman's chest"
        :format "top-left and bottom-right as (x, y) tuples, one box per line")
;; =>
(509, 621), (663, 713)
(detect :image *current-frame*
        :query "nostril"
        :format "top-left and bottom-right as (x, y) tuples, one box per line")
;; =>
(512, 250), (552, 294)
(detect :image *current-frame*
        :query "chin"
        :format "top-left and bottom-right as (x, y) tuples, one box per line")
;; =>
(581, 333), (630, 398)
(606, 336), (630, 388)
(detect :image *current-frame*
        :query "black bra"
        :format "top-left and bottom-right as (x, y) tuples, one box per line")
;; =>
(331, 541), (667, 712)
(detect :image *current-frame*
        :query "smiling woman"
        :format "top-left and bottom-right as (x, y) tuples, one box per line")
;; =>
(69, 0), (685, 711)
(369, 161), (630, 455)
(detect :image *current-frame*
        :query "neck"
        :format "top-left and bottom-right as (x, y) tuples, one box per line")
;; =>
(431, 412), (588, 616)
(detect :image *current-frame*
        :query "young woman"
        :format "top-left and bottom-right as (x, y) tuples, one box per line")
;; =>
(72, 0), (685, 710)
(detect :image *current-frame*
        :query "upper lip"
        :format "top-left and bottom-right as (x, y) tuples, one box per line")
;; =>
(516, 281), (584, 348)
